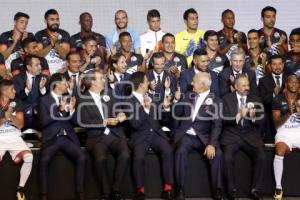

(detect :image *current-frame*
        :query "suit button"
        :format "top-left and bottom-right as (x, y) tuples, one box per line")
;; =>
(150, 129), (153, 132)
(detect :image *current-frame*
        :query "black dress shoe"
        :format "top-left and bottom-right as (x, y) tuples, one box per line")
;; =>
(134, 191), (145, 200)
(213, 188), (223, 200)
(251, 189), (262, 200)
(175, 189), (185, 200)
(228, 190), (237, 200)
(161, 190), (174, 200)
(110, 191), (123, 200)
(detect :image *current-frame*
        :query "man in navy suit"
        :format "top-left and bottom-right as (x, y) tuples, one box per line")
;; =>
(12, 55), (48, 130)
(218, 47), (258, 97)
(124, 72), (174, 200)
(179, 49), (219, 96)
(221, 74), (265, 200)
(77, 69), (130, 200)
(172, 72), (223, 200)
(39, 73), (87, 200)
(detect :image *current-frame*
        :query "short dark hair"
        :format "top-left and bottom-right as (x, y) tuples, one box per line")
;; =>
(49, 73), (65, 91)
(44, 9), (59, 19)
(162, 33), (175, 43)
(79, 12), (92, 22)
(66, 52), (81, 61)
(119, 31), (131, 40)
(269, 54), (283, 63)
(21, 37), (37, 49)
(204, 30), (218, 41)
(81, 69), (99, 91)
(24, 55), (40, 70)
(109, 53), (125, 70)
(248, 29), (260, 35)
(129, 72), (146, 91)
(147, 9), (160, 21)
(290, 28), (300, 38)
(193, 49), (207, 58)
(183, 8), (197, 20)
(221, 9), (234, 19)
(14, 12), (30, 21)
(0, 79), (13, 88)
(151, 52), (165, 64)
(82, 35), (97, 44)
(261, 6), (276, 18)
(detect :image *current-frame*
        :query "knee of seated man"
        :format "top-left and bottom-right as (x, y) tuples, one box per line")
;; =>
(23, 153), (33, 163)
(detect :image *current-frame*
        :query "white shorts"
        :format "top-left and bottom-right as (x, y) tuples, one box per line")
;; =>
(275, 131), (300, 152)
(0, 136), (31, 164)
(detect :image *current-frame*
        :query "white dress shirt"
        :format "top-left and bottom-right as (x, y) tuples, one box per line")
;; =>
(25, 72), (46, 95)
(132, 91), (151, 114)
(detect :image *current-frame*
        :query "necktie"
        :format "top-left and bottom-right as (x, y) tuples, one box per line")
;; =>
(240, 97), (246, 126)
(157, 75), (161, 85)
(275, 75), (281, 86)
(119, 74), (124, 82)
(235, 71), (241, 78)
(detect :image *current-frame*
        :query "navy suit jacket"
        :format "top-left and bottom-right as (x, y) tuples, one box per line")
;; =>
(179, 67), (219, 97)
(218, 67), (258, 98)
(124, 94), (170, 147)
(13, 71), (48, 114)
(172, 91), (222, 147)
(77, 89), (126, 150)
(146, 70), (177, 104)
(39, 94), (80, 146)
(110, 72), (132, 98)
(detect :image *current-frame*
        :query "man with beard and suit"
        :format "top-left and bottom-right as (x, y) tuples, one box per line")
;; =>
(172, 72), (223, 200)
(35, 9), (70, 74)
(12, 55), (48, 130)
(77, 69), (129, 200)
(125, 72), (174, 200)
(258, 55), (288, 142)
(180, 49), (219, 96)
(221, 74), (265, 200)
(39, 73), (86, 200)
(219, 47), (258, 98)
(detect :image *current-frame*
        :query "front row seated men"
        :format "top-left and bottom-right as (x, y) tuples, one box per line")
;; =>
(272, 75), (300, 200)
(39, 73), (87, 200)
(221, 74), (265, 200)
(172, 72), (223, 200)
(78, 69), (130, 200)
(0, 80), (33, 200)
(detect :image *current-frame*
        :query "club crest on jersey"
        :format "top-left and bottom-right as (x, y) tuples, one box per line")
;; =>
(215, 56), (222, 63)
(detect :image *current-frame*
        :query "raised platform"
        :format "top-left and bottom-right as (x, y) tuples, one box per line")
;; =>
(1, 145), (300, 200)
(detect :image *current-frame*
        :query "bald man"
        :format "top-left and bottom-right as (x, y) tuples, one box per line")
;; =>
(172, 72), (223, 200)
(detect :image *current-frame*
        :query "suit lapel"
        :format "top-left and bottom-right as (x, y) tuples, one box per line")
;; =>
(86, 91), (104, 120)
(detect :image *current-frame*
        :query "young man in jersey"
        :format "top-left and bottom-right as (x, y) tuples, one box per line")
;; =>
(10, 37), (50, 77)
(35, 9), (70, 74)
(246, 29), (267, 83)
(272, 75), (300, 200)
(106, 10), (141, 59)
(204, 30), (230, 75)
(259, 6), (288, 57)
(140, 9), (166, 59)
(217, 9), (247, 60)
(0, 12), (34, 77)
(175, 8), (205, 67)
(0, 79), (33, 200)
(118, 32), (145, 74)
(70, 12), (106, 58)
(284, 28), (300, 76)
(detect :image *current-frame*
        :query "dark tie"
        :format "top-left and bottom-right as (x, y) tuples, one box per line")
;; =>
(275, 75), (281, 86)
(235, 71), (241, 78)
(71, 74), (77, 96)
(31, 76), (39, 102)
(157, 75), (161, 85)
(119, 74), (124, 82)
(240, 97), (245, 126)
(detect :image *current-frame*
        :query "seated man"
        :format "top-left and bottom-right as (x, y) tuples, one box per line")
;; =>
(272, 75), (300, 200)
(78, 69), (130, 200)
(0, 79), (33, 200)
(221, 74), (265, 200)
(125, 72), (174, 200)
(172, 72), (223, 200)
(39, 73), (86, 200)
(180, 49), (219, 96)
(219, 47), (258, 97)
(12, 55), (48, 130)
